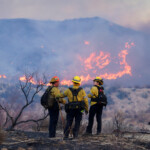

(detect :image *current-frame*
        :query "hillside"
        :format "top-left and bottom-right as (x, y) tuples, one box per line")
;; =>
(0, 84), (150, 149)
(0, 17), (150, 86)
(0, 84), (149, 131)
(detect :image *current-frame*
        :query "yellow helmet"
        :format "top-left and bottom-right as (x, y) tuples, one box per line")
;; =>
(72, 76), (81, 84)
(93, 77), (103, 85)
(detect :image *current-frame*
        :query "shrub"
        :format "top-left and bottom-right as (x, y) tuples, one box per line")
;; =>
(0, 128), (5, 144)
(117, 90), (129, 100)
(141, 93), (148, 99)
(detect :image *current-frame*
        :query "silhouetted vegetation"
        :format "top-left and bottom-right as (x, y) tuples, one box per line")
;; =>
(0, 72), (48, 130)
(0, 128), (5, 144)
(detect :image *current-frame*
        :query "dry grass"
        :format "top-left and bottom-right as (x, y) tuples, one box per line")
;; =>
(79, 122), (87, 135)
(32, 118), (49, 131)
(31, 111), (66, 132)
(0, 127), (5, 144)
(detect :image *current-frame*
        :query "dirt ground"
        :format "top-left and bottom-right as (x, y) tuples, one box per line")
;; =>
(0, 130), (150, 150)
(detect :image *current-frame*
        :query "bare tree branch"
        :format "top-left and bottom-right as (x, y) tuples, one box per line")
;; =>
(0, 72), (48, 130)
(19, 80), (28, 104)
(16, 112), (49, 125)
(0, 104), (14, 125)
(3, 115), (9, 127)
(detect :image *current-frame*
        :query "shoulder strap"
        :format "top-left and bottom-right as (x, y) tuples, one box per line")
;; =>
(46, 86), (53, 93)
(69, 87), (83, 101)
(94, 85), (104, 97)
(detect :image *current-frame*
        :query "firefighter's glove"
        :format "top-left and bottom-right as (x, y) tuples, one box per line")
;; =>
(55, 95), (60, 102)
(55, 97), (59, 102)
(58, 99), (63, 103)
(56, 96), (63, 103)
(56, 94), (60, 99)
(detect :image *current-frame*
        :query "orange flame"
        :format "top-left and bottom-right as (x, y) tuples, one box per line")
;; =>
(84, 41), (90, 45)
(95, 51), (111, 69)
(0, 75), (7, 78)
(60, 80), (72, 86)
(83, 51), (110, 70)
(80, 74), (92, 82)
(100, 50), (132, 79)
(19, 75), (52, 86)
(84, 53), (95, 69)
(19, 42), (134, 86)
(61, 42), (134, 85)
(19, 76), (37, 85)
(60, 74), (92, 86)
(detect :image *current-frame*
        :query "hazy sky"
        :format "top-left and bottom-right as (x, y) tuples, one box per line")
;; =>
(0, 0), (150, 32)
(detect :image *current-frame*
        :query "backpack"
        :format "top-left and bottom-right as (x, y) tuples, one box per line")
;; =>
(65, 87), (85, 112)
(91, 86), (108, 107)
(41, 86), (53, 109)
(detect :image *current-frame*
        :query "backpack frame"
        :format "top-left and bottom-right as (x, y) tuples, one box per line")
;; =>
(65, 87), (85, 112)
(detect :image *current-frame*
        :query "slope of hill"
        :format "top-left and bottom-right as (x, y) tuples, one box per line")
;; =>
(0, 84), (150, 149)
(0, 84), (149, 129)
(0, 17), (150, 86)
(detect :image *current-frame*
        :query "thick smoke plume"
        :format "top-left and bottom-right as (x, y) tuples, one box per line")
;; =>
(0, 17), (150, 86)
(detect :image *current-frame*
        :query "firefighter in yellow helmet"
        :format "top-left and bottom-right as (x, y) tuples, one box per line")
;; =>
(85, 77), (107, 135)
(56, 76), (88, 139)
(47, 76), (66, 138)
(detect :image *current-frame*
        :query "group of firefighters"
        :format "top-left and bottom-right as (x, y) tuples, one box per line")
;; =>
(46, 75), (106, 139)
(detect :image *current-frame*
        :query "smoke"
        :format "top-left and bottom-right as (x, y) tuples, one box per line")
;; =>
(0, 17), (150, 86)
(0, 0), (150, 32)
(138, 21), (150, 34)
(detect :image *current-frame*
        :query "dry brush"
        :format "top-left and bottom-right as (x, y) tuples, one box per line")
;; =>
(0, 72), (49, 131)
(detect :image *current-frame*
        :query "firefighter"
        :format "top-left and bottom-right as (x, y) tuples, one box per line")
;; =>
(56, 76), (88, 139)
(48, 76), (66, 138)
(85, 77), (105, 135)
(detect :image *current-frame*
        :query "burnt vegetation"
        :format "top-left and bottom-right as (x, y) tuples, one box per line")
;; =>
(0, 79), (150, 149)
(0, 72), (49, 131)
(0, 128), (5, 145)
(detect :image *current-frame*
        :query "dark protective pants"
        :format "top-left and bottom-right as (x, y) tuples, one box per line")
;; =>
(86, 104), (103, 134)
(64, 109), (82, 138)
(48, 106), (59, 137)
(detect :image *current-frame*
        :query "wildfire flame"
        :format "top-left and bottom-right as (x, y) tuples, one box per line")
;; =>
(19, 76), (37, 85)
(18, 42), (134, 86)
(60, 80), (72, 86)
(84, 41), (90, 45)
(100, 50), (132, 79)
(19, 75), (51, 86)
(0, 75), (7, 78)
(61, 42), (135, 85)
(83, 51), (111, 70)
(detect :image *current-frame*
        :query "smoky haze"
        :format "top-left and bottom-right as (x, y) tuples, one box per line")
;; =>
(0, 17), (150, 86)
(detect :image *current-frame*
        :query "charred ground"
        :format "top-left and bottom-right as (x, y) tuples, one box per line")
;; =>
(0, 130), (150, 150)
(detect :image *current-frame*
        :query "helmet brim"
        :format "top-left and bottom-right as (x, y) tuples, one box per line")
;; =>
(72, 80), (81, 84)
(93, 79), (103, 84)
